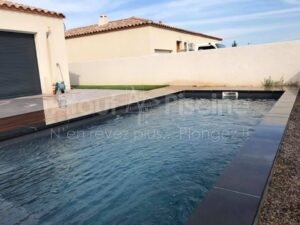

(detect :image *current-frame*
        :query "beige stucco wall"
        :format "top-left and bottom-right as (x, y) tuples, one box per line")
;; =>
(66, 27), (152, 62)
(0, 10), (70, 95)
(66, 26), (219, 62)
(69, 40), (300, 87)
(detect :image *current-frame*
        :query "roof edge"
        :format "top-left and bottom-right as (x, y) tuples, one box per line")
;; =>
(65, 22), (222, 41)
(150, 23), (222, 41)
(0, 1), (65, 19)
(65, 23), (144, 39)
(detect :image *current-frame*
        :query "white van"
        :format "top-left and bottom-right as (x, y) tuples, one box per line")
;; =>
(196, 43), (225, 50)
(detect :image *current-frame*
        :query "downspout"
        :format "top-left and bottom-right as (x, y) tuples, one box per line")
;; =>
(46, 26), (54, 87)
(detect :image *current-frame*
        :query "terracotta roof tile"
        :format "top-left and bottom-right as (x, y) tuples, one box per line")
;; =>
(65, 17), (222, 41)
(0, 0), (65, 19)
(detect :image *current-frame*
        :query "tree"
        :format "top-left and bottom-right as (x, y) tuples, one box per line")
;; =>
(232, 40), (238, 47)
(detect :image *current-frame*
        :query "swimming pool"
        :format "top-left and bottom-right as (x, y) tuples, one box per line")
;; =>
(0, 97), (276, 225)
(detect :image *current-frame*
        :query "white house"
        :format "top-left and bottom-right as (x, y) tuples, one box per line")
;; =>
(0, 0), (70, 99)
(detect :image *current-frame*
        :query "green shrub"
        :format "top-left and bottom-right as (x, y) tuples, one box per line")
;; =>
(262, 76), (274, 88)
(262, 76), (285, 88)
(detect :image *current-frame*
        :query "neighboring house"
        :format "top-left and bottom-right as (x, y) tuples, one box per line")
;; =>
(0, 0), (70, 99)
(65, 16), (222, 62)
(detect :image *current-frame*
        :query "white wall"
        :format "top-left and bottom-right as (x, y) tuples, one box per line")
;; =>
(69, 40), (300, 87)
(0, 10), (70, 94)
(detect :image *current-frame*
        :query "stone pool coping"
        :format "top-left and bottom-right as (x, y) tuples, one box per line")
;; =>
(186, 88), (299, 225)
(0, 87), (298, 225)
(256, 93), (299, 225)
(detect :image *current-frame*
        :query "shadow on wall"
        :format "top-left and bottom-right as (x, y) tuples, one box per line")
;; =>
(286, 71), (300, 85)
(69, 72), (80, 85)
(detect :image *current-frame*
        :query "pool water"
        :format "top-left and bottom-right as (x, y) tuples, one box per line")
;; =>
(0, 98), (275, 225)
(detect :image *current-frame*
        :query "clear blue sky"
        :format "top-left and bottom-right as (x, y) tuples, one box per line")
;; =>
(19, 0), (300, 46)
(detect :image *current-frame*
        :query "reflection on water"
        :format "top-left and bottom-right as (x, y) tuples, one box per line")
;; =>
(0, 98), (275, 225)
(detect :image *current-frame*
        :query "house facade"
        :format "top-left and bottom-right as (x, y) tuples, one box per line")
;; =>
(0, 0), (70, 99)
(65, 16), (222, 62)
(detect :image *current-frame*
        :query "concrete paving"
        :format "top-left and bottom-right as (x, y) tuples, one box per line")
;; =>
(0, 86), (289, 125)
(0, 89), (140, 119)
(43, 87), (181, 125)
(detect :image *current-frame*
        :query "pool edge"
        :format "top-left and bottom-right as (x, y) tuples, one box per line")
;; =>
(185, 87), (299, 225)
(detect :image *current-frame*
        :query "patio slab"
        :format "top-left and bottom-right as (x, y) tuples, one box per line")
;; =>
(0, 89), (140, 119)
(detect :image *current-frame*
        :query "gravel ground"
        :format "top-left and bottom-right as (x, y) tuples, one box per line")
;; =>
(257, 93), (300, 225)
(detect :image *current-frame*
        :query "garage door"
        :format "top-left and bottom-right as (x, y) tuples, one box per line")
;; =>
(0, 31), (42, 99)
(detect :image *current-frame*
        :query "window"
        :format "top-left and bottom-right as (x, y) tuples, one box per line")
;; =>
(176, 41), (181, 52)
(188, 43), (195, 51)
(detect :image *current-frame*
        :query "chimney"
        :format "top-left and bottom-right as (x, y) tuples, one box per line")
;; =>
(98, 15), (108, 26)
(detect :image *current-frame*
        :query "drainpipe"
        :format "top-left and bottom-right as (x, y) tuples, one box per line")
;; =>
(46, 26), (54, 94)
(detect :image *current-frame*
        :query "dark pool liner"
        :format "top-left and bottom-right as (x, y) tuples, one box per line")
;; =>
(0, 88), (297, 225)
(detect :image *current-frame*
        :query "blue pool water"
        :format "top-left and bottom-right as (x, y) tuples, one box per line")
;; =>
(0, 98), (275, 225)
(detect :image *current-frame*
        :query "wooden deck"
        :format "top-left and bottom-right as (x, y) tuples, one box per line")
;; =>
(0, 110), (45, 141)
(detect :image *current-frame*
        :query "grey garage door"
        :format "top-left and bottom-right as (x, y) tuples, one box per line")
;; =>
(0, 31), (42, 99)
